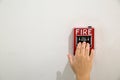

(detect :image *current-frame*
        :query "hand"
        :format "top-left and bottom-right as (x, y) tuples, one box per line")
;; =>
(68, 42), (94, 80)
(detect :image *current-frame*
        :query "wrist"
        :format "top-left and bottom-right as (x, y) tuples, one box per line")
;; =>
(76, 74), (90, 80)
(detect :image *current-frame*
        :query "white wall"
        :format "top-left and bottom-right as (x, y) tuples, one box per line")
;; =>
(0, 0), (120, 80)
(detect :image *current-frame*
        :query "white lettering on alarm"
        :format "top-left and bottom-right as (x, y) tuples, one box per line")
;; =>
(88, 29), (92, 35)
(83, 29), (87, 35)
(76, 29), (79, 35)
(80, 29), (82, 35)
(76, 28), (93, 35)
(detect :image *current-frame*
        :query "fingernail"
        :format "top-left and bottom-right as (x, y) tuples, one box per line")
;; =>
(78, 42), (81, 46)
(78, 42), (81, 44)
(87, 43), (90, 46)
(83, 42), (86, 44)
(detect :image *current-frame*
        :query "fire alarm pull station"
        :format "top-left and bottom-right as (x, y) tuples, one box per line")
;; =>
(74, 26), (94, 55)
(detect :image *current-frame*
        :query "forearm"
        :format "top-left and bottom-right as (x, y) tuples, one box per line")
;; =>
(76, 75), (90, 80)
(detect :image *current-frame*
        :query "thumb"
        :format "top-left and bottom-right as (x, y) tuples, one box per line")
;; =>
(67, 54), (73, 65)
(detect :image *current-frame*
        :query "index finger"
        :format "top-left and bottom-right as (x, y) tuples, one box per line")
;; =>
(75, 42), (81, 56)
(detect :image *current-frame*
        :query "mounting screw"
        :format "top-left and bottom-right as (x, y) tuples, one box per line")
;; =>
(88, 26), (92, 28)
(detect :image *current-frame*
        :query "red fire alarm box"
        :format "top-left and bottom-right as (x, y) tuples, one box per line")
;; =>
(74, 26), (94, 55)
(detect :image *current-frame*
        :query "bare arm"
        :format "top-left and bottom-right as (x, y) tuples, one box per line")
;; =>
(68, 42), (94, 80)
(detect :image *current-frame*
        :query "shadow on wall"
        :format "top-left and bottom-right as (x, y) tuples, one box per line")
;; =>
(56, 62), (75, 80)
(56, 29), (75, 80)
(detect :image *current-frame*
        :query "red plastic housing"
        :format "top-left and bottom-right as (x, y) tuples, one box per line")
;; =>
(74, 27), (94, 55)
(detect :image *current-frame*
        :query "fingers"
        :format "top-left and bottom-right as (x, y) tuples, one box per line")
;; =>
(75, 42), (81, 56)
(68, 54), (73, 65)
(80, 42), (86, 56)
(85, 43), (90, 56)
(90, 49), (94, 60)
(75, 42), (92, 58)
